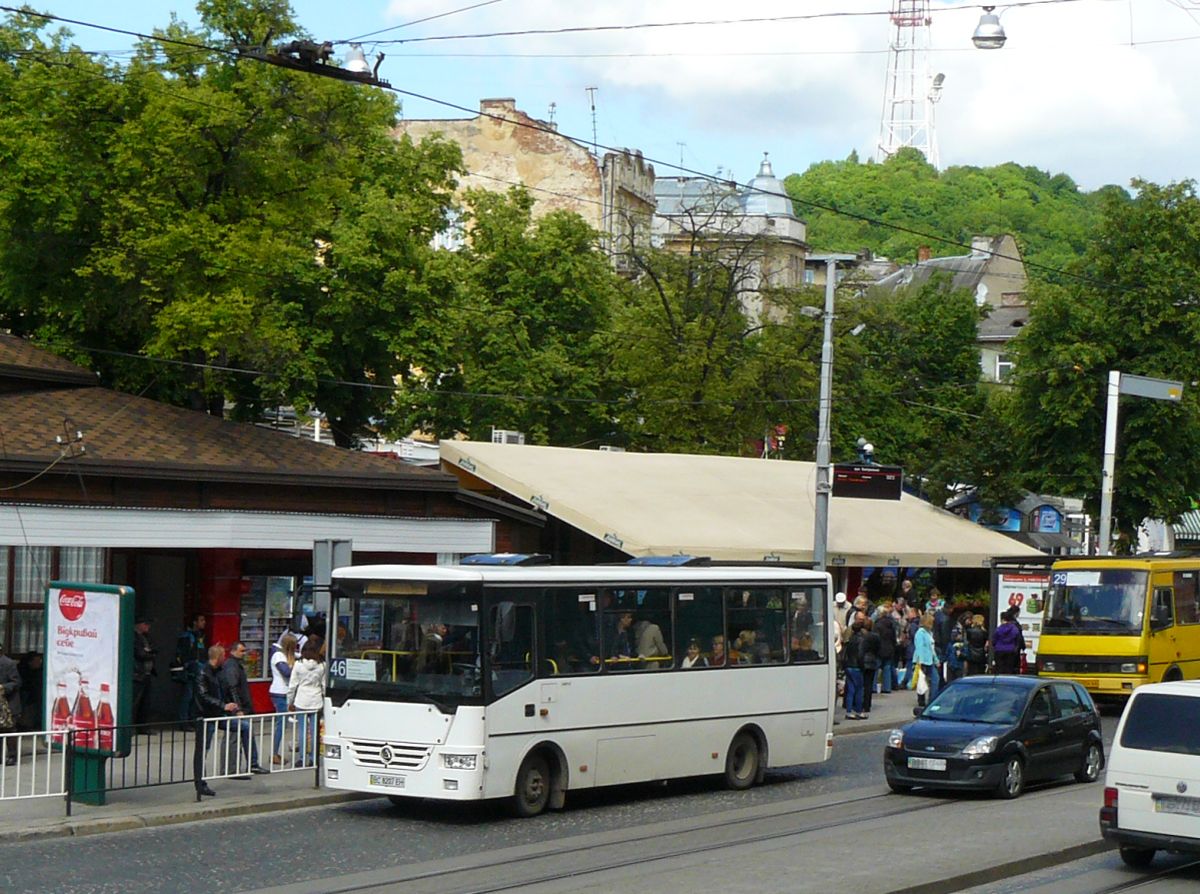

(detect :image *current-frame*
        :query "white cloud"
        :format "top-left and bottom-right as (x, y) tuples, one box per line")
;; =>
(374, 0), (1200, 187)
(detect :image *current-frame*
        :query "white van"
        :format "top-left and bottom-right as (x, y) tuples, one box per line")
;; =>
(1100, 680), (1200, 868)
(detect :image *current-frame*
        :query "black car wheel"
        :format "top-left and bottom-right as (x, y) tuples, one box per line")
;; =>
(1119, 846), (1156, 869)
(1075, 742), (1102, 784)
(995, 756), (1024, 799)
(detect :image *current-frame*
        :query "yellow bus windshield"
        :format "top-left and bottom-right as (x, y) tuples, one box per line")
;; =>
(1043, 569), (1148, 635)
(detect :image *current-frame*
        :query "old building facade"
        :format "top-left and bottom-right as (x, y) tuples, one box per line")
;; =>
(397, 98), (655, 268)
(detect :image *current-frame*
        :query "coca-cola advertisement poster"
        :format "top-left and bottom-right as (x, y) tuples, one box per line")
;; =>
(43, 582), (134, 755)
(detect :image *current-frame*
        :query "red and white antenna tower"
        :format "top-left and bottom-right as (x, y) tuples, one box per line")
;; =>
(877, 0), (944, 168)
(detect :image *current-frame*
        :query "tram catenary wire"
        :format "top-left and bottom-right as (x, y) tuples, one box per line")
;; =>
(298, 782), (1087, 894)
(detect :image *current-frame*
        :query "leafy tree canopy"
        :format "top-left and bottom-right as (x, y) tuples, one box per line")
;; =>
(1009, 179), (1200, 545)
(784, 149), (1123, 274)
(0, 3), (461, 446)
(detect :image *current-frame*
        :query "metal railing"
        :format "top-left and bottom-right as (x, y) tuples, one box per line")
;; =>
(0, 731), (67, 801)
(1, 710), (322, 816)
(197, 710), (321, 798)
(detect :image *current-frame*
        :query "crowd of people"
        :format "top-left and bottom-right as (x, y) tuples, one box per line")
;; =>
(189, 615), (327, 798)
(833, 582), (1027, 719)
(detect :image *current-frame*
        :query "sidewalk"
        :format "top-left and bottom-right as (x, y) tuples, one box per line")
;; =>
(833, 678), (926, 736)
(0, 727), (364, 843)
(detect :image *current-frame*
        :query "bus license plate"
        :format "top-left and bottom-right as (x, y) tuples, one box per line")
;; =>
(369, 773), (405, 789)
(908, 757), (947, 772)
(1155, 795), (1200, 817)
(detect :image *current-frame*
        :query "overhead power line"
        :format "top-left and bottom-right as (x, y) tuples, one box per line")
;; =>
(0, 4), (1149, 295)
(362, 0), (1096, 45)
(342, 0), (512, 44)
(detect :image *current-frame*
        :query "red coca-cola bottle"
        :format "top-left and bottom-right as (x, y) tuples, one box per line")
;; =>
(96, 683), (115, 752)
(72, 678), (96, 748)
(50, 680), (72, 744)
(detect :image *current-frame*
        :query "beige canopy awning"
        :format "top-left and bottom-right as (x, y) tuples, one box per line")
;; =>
(440, 441), (1043, 568)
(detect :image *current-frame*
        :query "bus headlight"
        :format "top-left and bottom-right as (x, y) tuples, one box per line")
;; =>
(1120, 662), (1148, 674)
(442, 753), (477, 770)
(1041, 661), (1056, 672)
(962, 736), (999, 757)
(324, 744), (342, 760)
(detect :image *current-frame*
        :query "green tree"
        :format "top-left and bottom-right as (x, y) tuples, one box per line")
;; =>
(833, 275), (986, 499)
(609, 212), (803, 454)
(784, 150), (1116, 274)
(1010, 180), (1200, 545)
(0, 4), (461, 446)
(398, 187), (622, 445)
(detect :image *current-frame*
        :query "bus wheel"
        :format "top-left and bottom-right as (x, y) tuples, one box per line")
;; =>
(387, 795), (406, 808)
(724, 732), (759, 791)
(511, 752), (552, 818)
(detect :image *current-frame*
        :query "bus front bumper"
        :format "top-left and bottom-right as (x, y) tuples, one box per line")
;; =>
(322, 738), (486, 801)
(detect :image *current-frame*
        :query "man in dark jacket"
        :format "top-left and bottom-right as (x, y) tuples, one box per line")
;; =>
(132, 617), (157, 729)
(193, 645), (238, 797)
(219, 642), (267, 776)
(875, 611), (898, 693)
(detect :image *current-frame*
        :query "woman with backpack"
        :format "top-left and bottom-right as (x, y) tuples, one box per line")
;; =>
(990, 608), (1026, 675)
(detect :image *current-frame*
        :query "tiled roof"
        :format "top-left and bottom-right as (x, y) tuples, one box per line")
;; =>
(0, 335), (96, 385)
(978, 305), (1029, 341)
(0, 385), (456, 489)
(874, 255), (989, 293)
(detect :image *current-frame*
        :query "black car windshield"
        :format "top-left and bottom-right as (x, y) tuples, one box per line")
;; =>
(329, 581), (481, 705)
(923, 684), (1028, 725)
(1043, 569), (1148, 634)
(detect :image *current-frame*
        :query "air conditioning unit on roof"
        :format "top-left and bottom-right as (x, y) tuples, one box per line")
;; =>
(490, 428), (525, 445)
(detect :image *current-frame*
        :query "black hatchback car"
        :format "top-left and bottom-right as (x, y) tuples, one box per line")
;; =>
(884, 675), (1104, 799)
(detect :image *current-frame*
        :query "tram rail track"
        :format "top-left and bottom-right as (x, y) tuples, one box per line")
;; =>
(260, 781), (1094, 894)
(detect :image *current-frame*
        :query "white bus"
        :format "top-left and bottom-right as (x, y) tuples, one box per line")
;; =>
(322, 564), (834, 816)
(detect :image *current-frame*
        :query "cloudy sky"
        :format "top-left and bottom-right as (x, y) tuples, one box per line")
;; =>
(38, 1), (1200, 190)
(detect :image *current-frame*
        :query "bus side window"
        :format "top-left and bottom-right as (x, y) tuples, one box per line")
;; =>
(727, 587), (787, 665)
(675, 587), (723, 668)
(1151, 588), (1174, 630)
(491, 603), (534, 695)
(1174, 572), (1199, 625)
(544, 589), (602, 675)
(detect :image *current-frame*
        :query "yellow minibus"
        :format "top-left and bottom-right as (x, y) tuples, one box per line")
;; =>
(1037, 557), (1200, 701)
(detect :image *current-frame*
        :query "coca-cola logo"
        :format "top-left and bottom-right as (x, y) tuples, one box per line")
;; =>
(59, 589), (87, 621)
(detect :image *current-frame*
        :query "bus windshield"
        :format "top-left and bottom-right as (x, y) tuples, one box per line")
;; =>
(330, 581), (482, 708)
(1043, 569), (1148, 634)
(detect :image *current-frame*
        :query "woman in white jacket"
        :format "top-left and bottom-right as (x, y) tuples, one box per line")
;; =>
(287, 640), (326, 767)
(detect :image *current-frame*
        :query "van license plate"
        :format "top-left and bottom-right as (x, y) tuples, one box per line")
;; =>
(908, 757), (947, 771)
(1154, 795), (1200, 817)
(369, 773), (405, 789)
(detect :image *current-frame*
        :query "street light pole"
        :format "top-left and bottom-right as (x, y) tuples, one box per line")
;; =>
(813, 258), (837, 571)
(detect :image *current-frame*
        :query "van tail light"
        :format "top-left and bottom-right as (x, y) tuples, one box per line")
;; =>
(1099, 786), (1118, 829)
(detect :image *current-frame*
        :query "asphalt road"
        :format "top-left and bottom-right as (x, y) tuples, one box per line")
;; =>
(959, 850), (1200, 893)
(0, 717), (1119, 894)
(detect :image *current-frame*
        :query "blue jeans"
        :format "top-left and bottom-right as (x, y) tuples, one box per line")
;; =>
(920, 663), (941, 703)
(270, 695), (288, 757)
(844, 667), (864, 714)
(879, 660), (894, 693)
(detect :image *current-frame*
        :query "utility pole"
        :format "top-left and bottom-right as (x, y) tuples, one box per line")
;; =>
(813, 259), (837, 572)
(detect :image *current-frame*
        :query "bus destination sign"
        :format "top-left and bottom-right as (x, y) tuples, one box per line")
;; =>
(832, 464), (903, 501)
